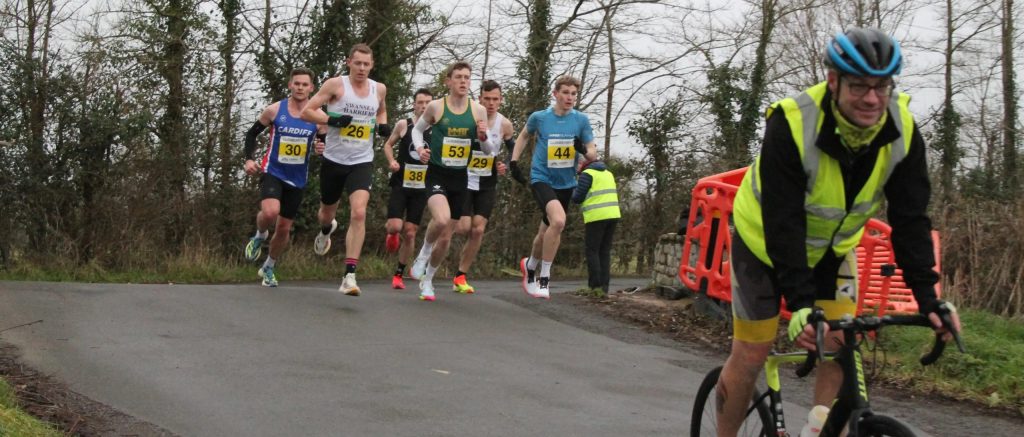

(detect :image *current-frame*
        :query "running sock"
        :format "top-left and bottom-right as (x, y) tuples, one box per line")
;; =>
(455, 270), (466, 278)
(395, 263), (406, 276)
(320, 223), (333, 235)
(255, 229), (269, 240)
(540, 261), (552, 278)
(425, 263), (438, 281)
(345, 258), (358, 274)
(526, 256), (539, 271)
(418, 241), (434, 259)
(263, 256), (276, 268)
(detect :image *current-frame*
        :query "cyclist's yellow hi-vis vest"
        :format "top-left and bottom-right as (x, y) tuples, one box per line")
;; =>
(733, 81), (914, 267)
(581, 169), (621, 223)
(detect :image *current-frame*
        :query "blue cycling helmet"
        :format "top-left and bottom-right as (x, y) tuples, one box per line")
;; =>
(824, 28), (902, 77)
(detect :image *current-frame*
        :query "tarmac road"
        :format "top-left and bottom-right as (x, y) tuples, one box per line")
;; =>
(0, 279), (1017, 436)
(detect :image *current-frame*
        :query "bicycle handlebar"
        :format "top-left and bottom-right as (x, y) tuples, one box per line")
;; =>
(795, 305), (964, 377)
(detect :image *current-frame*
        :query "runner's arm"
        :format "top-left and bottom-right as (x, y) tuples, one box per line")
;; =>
(243, 103), (276, 163)
(300, 78), (338, 125)
(376, 83), (390, 136)
(383, 119), (408, 170)
(411, 101), (439, 162)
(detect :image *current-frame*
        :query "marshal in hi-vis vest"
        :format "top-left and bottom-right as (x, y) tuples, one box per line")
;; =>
(733, 81), (914, 267)
(581, 169), (621, 223)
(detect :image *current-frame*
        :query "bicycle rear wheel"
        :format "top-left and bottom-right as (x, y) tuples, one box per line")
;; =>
(857, 414), (916, 437)
(690, 366), (774, 437)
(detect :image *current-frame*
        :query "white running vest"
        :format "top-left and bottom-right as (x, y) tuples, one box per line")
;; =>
(324, 76), (379, 165)
(467, 113), (505, 191)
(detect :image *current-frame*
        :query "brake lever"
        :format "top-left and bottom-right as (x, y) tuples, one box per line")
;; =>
(813, 309), (827, 364)
(940, 310), (966, 354)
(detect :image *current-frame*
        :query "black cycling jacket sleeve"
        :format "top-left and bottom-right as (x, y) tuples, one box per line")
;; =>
(760, 111), (817, 312)
(572, 171), (594, 204)
(884, 124), (939, 307)
(244, 120), (269, 160)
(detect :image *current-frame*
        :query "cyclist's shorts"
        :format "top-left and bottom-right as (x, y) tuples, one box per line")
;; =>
(730, 231), (858, 343)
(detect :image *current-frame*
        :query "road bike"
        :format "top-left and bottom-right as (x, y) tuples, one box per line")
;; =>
(690, 305), (963, 436)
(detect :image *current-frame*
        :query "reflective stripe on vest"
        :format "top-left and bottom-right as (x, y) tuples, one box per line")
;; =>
(581, 169), (621, 223)
(734, 81), (914, 267)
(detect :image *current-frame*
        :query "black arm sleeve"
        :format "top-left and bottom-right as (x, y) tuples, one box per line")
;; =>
(884, 124), (939, 308)
(572, 172), (593, 204)
(244, 120), (269, 160)
(760, 111), (817, 312)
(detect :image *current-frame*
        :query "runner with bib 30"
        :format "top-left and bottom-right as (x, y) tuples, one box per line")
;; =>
(242, 68), (326, 287)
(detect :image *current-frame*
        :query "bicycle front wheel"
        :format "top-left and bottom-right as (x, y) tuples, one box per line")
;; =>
(857, 414), (916, 437)
(690, 366), (773, 437)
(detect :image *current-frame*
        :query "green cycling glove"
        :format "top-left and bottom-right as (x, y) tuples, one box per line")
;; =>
(788, 307), (814, 342)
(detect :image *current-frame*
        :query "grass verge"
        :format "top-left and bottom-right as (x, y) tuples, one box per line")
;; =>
(0, 247), (602, 284)
(0, 378), (61, 437)
(870, 307), (1024, 416)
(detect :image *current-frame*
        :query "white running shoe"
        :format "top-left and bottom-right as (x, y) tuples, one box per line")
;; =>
(419, 280), (435, 301)
(339, 273), (360, 296)
(314, 219), (339, 256)
(410, 255), (428, 280)
(533, 277), (550, 299)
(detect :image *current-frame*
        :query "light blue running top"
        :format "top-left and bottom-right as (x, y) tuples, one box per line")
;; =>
(526, 107), (594, 189)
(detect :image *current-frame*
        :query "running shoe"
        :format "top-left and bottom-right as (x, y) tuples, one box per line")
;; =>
(313, 219), (338, 256)
(339, 272), (360, 296)
(452, 274), (475, 294)
(519, 257), (538, 296)
(258, 265), (278, 287)
(244, 235), (265, 262)
(410, 255), (428, 280)
(392, 274), (406, 290)
(385, 233), (401, 253)
(419, 280), (435, 301)
(534, 277), (551, 299)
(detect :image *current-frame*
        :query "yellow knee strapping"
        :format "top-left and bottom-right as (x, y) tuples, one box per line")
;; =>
(733, 316), (780, 343)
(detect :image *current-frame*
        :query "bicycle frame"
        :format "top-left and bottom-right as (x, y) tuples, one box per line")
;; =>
(760, 329), (874, 437)
(761, 351), (810, 436)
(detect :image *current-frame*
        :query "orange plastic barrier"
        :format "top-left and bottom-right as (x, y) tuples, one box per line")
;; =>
(678, 168), (941, 318)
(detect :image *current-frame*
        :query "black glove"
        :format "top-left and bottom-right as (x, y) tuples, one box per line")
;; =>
(510, 160), (527, 185)
(919, 298), (954, 317)
(327, 113), (353, 128)
(573, 136), (586, 154)
(377, 123), (391, 138)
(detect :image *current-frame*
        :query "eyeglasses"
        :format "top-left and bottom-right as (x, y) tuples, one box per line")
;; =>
(844, 79), (894, 98)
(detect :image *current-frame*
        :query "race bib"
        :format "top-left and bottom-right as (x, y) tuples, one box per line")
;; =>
(340, 117), (374, 142)
(467, 151), (494, 176)
(277, 136), (308, 165)
(441, 137), (471, 167)
(547, 138), (574, 168)
(402, 164), (427, 189)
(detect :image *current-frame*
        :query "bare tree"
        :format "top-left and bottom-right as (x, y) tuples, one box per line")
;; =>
(1000, 0), (1019, 194)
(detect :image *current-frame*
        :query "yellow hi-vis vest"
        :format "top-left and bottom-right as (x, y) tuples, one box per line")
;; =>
(733, 81), (914, 267)
(581, 168), (621, 223)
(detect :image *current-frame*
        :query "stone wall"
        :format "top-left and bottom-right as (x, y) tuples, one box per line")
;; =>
(651, 233), (688, 298)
